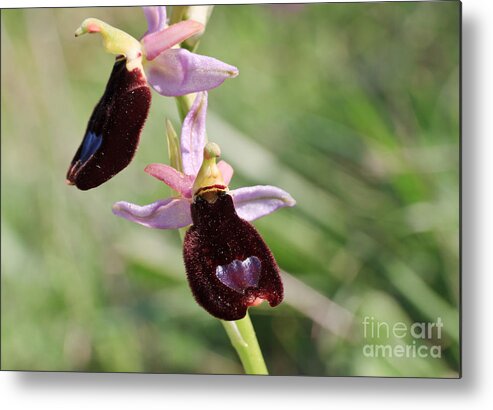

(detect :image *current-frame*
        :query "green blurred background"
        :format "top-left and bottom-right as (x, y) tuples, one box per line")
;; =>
(1, 2), (460, 377)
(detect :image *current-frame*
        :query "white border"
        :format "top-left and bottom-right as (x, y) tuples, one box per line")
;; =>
(2, 0), (493, 408)
(2, 0), (435, 8)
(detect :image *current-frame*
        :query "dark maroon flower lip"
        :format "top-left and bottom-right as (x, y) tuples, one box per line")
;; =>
(183, 191), (283, 321)
(66, 57), (151, 190)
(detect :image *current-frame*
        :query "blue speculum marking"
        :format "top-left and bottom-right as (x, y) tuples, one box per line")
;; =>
(79, 131), (103, 162)
(215, 256), (262, 294)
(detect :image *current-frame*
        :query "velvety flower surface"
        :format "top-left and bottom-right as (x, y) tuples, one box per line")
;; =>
(66, 58), (151, 190)
(66, 6), (238, 190)
(112, 92), (296, 320)
(183, 191), (284, 320)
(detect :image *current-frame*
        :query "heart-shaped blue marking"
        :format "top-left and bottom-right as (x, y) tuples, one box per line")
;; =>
(215, 256), (262, 294)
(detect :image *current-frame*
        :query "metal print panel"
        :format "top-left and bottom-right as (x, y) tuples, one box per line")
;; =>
(0, 2), (461, 377)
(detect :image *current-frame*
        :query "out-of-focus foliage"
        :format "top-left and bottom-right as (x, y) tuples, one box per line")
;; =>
(1, 3), (459, 377)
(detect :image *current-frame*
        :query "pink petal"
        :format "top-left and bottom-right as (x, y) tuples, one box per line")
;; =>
(143, 20), (204, 61)
(112, 197), (192, 229)
(230, 185), (296, 222)
(142, 6), (167, 35)
(144, 48), (239, 97)
(144, 163), (194, 199)
(217, 160), (234, 185)
(180, 92), (207, 176)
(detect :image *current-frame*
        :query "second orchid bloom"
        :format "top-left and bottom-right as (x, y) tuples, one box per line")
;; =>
(67, 6), (238, 190)
(113, 92), (296, 320)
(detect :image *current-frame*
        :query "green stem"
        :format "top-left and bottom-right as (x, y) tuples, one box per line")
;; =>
(174, 93), (269, 375)
(175, 94), (196, 123)
(221, 314), (268, 375)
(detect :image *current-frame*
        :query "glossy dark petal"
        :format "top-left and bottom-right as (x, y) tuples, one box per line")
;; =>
(183, 192), (283, 321)
(66, 58), (151, 190)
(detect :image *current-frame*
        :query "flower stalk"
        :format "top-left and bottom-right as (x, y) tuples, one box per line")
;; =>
(174, 84), (268, 377)
(176, 93), (198, 121)
(221, 316), (268, 375)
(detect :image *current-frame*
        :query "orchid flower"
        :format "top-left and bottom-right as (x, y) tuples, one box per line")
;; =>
(66, 6), (238, 190)
(141, 6), (238, 96)
(112, 92), (296, 320)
